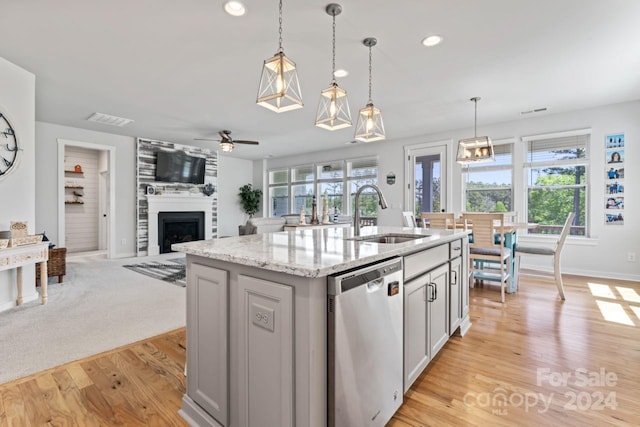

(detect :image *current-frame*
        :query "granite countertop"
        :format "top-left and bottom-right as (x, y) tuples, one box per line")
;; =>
(173, 226), (468, 278)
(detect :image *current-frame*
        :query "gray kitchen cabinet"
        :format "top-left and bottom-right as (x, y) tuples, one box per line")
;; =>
(403, 275), (429, 392)
(236, 275), (294, 427)
(449, 253), (462, 335)
(428, 263), (449, 358)
(461, 236), (470, 320)
(186, 263), (229, 426)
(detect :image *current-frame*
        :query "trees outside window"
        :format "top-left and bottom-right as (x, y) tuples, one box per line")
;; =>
(524, 132), (589, 236)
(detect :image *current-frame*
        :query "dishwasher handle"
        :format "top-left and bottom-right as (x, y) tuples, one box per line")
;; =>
(366, 277), (384, 292)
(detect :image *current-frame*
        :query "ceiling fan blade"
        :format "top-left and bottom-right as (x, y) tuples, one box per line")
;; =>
(194, 138), (219, 141)
(234, 140), (259, 145)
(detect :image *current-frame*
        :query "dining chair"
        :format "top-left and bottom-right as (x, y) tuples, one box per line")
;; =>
(402, 211), (418, 227)
(515, 212), (575, 300)
(420, 212), (455, 229)
(462, 212), (511, 303)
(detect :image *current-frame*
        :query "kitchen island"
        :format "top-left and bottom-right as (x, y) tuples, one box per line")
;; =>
(173, 226), (470, 427)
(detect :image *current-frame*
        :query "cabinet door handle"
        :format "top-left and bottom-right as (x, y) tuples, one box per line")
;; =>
(452, 270), (457, 285)
(428, 283), (436, 302)
(453, 247), (461, 251)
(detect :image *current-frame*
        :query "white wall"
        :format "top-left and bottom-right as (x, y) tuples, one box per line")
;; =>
(0, 57), (37, 310)
(218, 156), (254, 236)
(35, 122), (136, 257)
(261, 101), (640, 281)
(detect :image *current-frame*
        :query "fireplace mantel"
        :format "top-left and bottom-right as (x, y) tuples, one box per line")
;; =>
(146, 194), (213, 256)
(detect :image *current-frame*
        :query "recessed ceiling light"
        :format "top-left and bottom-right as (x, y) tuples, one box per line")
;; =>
(422, 35), (443, 47)
(333, 69), (349, 78)
(224, 1), (246, 17)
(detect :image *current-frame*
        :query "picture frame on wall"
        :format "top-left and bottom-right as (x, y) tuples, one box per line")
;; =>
(604, 133), (625, 226)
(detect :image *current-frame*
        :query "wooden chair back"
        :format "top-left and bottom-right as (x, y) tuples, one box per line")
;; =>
(555, 212), (576, 253)
(420, 212), (455, 229)
(461, 212), (506, 248)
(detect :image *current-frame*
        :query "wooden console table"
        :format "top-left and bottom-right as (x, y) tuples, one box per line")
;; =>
(0, 242), (49, 306)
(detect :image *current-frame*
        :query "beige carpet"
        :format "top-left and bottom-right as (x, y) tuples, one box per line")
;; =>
(0, 253), (186, 384)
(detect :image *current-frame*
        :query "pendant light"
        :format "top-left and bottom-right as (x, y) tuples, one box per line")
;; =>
(354, 37), (385, 142)
(315, 3), (352, 130)
(256, 0), (303, 113)
(456, 97), (495, 164)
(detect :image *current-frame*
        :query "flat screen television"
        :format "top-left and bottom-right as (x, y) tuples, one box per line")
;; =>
(155, 151), (206, 184)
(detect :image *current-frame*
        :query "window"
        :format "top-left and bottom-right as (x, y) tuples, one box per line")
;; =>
(318, 161), (345, 215)
(348, 158), (379, 224)
(524, 131), (589, 236)
(291, 165), (315, 214)
(268, 169), (289, 217)
(267, 157), (378, 220)
(463, 141), (513, 212)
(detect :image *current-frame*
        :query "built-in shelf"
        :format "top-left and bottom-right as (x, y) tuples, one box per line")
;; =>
(65, 201), (85, 205)
(64, 170), (83, 174)
(64, 185), (84, 189)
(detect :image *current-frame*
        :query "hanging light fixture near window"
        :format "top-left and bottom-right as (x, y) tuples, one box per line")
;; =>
(315, 3), (352, 130)
(456, 97), (495, 164)
(354, 37), (385, 142)
(256, 0), (303, 112)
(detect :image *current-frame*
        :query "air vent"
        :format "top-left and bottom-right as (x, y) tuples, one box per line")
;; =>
(520, 107), (548, 115)
(328, 296), (334, 313)
(87, 112), (134, 127)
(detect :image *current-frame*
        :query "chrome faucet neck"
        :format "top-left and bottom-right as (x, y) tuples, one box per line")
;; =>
(353, 184), (388, 236)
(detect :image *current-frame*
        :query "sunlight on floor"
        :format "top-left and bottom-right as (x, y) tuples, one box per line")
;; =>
(616, 286), (640, 303)
(588, 282), (616, 299)
(630, 305), (640, 322)
(595, 300), (635, 326)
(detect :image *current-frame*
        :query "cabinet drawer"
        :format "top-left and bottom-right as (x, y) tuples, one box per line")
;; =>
(404, 244), (449, 281)
(450, 239), (462, 259)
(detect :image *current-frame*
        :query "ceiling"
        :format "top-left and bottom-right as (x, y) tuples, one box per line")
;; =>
(2, 0), (640, 160)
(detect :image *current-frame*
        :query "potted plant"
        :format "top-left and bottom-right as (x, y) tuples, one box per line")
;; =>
(238, 184), (262, 217)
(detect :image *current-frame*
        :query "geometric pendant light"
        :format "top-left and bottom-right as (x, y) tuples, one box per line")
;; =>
(354, 37), (385, 142)
(256, 0), (303, 113)
(456, 97), (495, 164)
(315, 3), (352, 130)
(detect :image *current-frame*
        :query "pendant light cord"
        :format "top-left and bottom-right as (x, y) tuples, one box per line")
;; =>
(278, 0), (283, 52)
(474, 98), (478, 138)
(331, 11), (336, 84)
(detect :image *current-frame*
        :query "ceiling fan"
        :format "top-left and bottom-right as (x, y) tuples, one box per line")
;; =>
(194, 130), (259, 153)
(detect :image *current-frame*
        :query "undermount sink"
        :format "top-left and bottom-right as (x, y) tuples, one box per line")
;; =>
(346, 233), (428, 244)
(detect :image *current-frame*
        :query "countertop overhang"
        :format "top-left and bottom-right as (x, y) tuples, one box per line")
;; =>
(173, 226), (469, 278)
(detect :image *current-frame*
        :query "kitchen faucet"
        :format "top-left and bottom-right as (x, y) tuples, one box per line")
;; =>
(354, 184), (388, 236)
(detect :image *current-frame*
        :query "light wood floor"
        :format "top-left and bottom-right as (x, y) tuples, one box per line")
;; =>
(1, 274), (638, 426)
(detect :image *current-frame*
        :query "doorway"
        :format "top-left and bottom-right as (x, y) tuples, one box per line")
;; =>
(57, 139), (116, 259)
(405, 143), (448, 218)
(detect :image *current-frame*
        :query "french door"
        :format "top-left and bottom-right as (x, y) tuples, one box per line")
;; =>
(405, 144), (448, 219)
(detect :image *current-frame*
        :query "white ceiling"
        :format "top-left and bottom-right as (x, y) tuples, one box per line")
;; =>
(2, 0), (640, 160)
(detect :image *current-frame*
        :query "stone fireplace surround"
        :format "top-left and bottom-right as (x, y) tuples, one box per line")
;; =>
(146, 194), (213, 256)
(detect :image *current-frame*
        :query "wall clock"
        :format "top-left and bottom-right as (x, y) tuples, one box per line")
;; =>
(0, 112), (18, 177)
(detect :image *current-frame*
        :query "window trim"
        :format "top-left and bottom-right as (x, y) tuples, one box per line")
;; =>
(522, 129), (591, 237)
(267, 156), (379, 217)
(462, 138), (515, 212)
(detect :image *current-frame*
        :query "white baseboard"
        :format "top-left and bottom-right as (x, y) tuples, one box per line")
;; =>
(0, 291), (41, 313)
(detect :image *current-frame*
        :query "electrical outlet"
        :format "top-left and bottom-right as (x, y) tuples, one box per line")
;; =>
(121, 238), (127, 246)
(628, 252), (636, 262)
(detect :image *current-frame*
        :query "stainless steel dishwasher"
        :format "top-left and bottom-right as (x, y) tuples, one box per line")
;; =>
(328, 257), (404, 426)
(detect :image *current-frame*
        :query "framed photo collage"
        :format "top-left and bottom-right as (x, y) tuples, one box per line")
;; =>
(605, 133), (624, 225)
